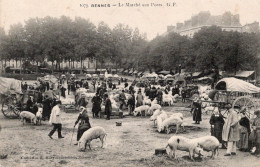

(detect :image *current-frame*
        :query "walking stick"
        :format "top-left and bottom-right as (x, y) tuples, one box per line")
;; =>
(70, 126), (75, 145)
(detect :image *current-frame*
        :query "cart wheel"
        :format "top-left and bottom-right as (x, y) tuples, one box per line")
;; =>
(2, 103), (19, 119)
(12, 104), (21, 116)
(232, 96), (256, 119)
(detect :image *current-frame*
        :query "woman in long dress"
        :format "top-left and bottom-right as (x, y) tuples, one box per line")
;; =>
(237, 108), (250, 152)
(74, 107), (91, 145)
(210, 107), (225, 148)
(192, 97), (202, 124)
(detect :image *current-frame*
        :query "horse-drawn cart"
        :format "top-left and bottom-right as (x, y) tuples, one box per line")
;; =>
(209, 77), (260, 119)
(0, 77), (23, 118)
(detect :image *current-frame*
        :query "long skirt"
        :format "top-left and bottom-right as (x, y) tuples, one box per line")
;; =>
(237, 126), (249, 149)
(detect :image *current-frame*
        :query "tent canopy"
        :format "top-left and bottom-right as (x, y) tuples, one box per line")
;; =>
(215, 77), (260, 93)
(0, 77), (22, 94)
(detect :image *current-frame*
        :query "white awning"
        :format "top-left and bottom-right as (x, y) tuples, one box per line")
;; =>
(215, 77), (260, 93)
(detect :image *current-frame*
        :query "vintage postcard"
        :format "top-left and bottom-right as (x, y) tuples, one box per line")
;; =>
(0, 0), (260, 167)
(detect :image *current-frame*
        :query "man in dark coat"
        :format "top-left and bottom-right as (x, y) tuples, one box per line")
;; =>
(42, 95), (52, 120)
(91, 93), (102, 118)
(71, 82), (76, 95)
(156, 88), (163, 105)
(145, 86), (150, 97)
(26, 96), (33, 112)
(60, 86), (66, 98)
(124, 82), (128, 88)
(37, 91), (43, 103)
(46, 82), (50, 91)
(104, 94), (112, 120)
(23, 82), (28, 91)
(172, 85), (179, 96)
(67, 81), (71, 95)
(150, 87), (157, 101)
(181, 87), (187, 102)
(129, 84), (134, 94)
(127, 92), (135, 115)
(108, 81), (113, 89)
(74, 107), (91, 145)
(32, 103), (38, 115)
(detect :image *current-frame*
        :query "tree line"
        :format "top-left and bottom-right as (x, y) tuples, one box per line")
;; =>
(0, 16), (259, 74)
(141, 26), (259, 74)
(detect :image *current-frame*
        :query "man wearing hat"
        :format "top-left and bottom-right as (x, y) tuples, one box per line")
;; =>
(74, 107), (91, 145)
(251, 109), (260, 155)
(222, 104), (240, 156)
(91, 93), (102, 118)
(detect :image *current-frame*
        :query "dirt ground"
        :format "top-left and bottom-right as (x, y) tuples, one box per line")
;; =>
(0, 101), (260, 167)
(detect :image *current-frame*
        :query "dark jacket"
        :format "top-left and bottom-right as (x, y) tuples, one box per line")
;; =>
(75, 111), (91, 130)
(105, 98), (112, 114)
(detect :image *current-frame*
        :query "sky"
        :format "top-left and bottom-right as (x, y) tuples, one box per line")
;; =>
(1, 0), (260, 40)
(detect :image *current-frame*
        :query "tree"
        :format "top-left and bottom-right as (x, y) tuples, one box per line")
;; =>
(192, 26), (223, 71)
(7, 23), (26, 73)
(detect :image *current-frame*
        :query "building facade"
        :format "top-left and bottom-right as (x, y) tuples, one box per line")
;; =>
(166, 11), (259, 38)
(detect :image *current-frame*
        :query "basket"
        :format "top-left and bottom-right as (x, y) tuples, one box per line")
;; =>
(116, 122), (122, 126)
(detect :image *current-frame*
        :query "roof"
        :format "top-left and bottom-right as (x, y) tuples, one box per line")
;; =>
(215, 77), (260, 93)
(235, 71), (255, 78)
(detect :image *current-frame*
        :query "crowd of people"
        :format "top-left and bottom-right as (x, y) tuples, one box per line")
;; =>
(18, 74), (260, 156)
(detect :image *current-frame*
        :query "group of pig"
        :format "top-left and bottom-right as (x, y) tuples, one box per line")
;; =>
(150, 109), (184, 134)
